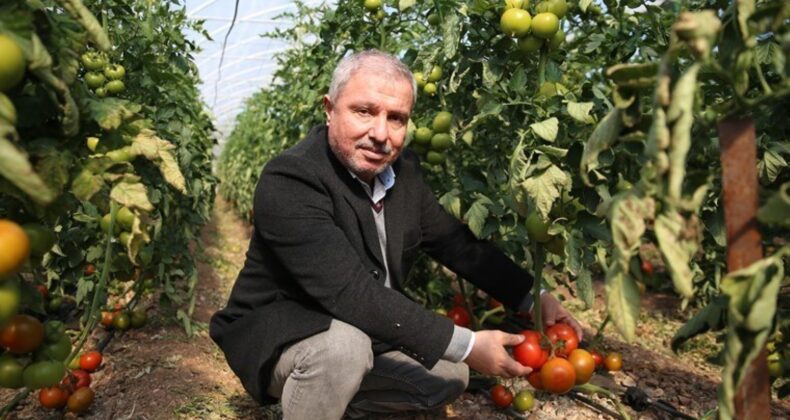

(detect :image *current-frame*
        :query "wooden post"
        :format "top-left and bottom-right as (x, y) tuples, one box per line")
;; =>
(718, 117), (770, 420)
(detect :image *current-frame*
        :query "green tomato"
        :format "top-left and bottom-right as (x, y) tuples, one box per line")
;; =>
(34, 334), (71, 362)
(432, 111), (453, 133)
(414, 127), (433, 145)
(22, 360), (65, 389)
(130, 308), (147, 328)
(513, 389), (535, 411)
(364, 0), (382, 12)
(548, 28), (565, 50)
(80, 52), (105, 71)
(117, 206), (135, 231)
(94, 87), (108, 98)
(105, 79), (125, 94)
(22, 223), (55, 257)
(426, 151), (446, 165)
(547, 0), (568, 18)
(84, 72), (105, 89)
(531, 13), (560, 39)
(526, 212), (551, 243)
(430, 133), (453, 151)
(518, 36), (544, 54)
(427, 13), (440, 26)
(413, 72), (426, 88)
(0, 354), (24, 389)
(0, 35), (26, 92)
(113, 311), (131, 331)
(427, 65), (443, 82)
(100, 213), (121, 236)
(422, 83), (437, 96)
(86, 137), (99, 152)
(0, 280), (21, 329)
(500, 8), (532, 38)
(103, 64), (126, 80)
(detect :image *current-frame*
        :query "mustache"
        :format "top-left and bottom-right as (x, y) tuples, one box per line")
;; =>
(356, 138), (392, 154)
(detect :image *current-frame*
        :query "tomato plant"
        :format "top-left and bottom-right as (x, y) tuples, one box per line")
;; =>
(540, 357), (576, 394)
(490, 384), (513, 408)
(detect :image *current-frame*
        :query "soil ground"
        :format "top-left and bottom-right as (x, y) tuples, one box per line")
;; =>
(2, 196), (789, 419)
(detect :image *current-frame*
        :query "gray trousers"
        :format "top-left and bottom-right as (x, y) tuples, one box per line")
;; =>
(266, 319), (470, 419)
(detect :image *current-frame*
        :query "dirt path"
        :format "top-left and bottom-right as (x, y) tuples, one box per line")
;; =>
(2, 197), (788, 419)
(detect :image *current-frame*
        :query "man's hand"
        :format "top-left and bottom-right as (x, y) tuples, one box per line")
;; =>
(464, 330), (533, 378)
(538, 292), (583, 341)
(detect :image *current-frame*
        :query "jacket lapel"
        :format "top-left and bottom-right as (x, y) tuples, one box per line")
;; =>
(384, 174), (405, 288)
(312, 126), (387, 270)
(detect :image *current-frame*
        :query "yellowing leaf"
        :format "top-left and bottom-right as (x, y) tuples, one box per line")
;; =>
(567, 101), (595, 124)
(520, 164), (570, 220)
(530, 117), (559, 143)
(0, 135), (56, 205)
(110, 182), (154, 212)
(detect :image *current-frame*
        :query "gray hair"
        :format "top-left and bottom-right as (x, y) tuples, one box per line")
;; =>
(328, 50), (417, 107)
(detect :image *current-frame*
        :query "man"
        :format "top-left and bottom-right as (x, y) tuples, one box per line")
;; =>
(210, 50), (582, 419)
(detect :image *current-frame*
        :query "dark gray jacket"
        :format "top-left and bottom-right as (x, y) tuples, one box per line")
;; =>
(209, 125), (534, 404)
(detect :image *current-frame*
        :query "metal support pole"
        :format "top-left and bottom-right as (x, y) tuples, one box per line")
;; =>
(718, 117), (770, 420)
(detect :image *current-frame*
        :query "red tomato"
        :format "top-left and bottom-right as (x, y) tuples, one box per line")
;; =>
(546, 323), (579, 357)
(84, 264), (96, 276)
(0, 314), (45, 354)
(61, 369), (91, 391)
(540, 358), (577, 394)
(490, 384), (513, 408)
(79, 351), (102, 372)
(513, 330), (549, 369)
(527, 370), (543, 390)
(100, 311), (114, 327)
(641, 259), (654, 276)
(39, 385), (69, 409)
(590, 350), (604, 369)
(35, 284), (49, 299)
(447, 306), (470, 327)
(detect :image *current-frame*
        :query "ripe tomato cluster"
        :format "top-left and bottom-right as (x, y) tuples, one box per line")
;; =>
(511, 323), (624, 395)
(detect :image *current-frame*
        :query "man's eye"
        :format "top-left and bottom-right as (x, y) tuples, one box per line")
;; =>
(357, 108), (371, 116)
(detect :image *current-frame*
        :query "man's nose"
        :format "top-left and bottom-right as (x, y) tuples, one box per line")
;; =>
(369, 114), (388, 142)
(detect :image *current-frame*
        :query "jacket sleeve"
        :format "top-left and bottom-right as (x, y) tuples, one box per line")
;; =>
(254, 154), (455, 368)
(406, 155), (536, 311)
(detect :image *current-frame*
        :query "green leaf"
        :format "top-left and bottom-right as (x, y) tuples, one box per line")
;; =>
(605, 264), (640, 342)
(439, 189), (463, 219)
(520, 164), (570, 220)
(530, 117), (559, 143)
(579, 0), (592, 12)
(536, 145), (568, 158)
(398, 0), (416, 11)
(110, 182), (154, 212)
(719, 247), (787, 419)
(442, 11), (461, 59)
(671, 296), (728, 353)
(75, 278), (94, 306)
(71, 168), (104, 201)
(576, 269), (594, 310)
(0, 134), (56, 205)
(567, 102), (595, 124)
(580, 108), (623, 186)
(464, 195), (492, 238)
(758, 182), (790, 227)
(666, 63), (699, 200)
(758, 149), (786, 183)
(655, 211), (697, 298)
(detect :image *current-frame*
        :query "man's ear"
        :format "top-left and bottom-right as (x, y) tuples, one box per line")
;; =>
(323, 95), (333, 125)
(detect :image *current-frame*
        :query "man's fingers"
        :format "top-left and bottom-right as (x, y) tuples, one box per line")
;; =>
(502, 332), (525, 347)
(503, 358), (532, 377)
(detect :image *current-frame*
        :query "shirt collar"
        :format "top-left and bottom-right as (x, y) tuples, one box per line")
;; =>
(347, 165), (396, 203)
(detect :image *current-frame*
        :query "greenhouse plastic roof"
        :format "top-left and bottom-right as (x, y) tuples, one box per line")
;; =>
(184, 0), (329, 148)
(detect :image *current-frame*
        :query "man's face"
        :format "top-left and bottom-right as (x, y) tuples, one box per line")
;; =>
(324, 68), (413, 184)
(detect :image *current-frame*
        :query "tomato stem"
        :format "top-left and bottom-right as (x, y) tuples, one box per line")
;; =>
(532, 244), (545, 334)
(574, 382), (632, 420)
(66, 201), (118, 366)
(537, 47), (548, 87)
(477, 305), (504, 326)
(0, 387), (31, 417)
